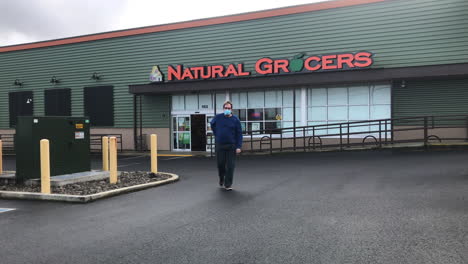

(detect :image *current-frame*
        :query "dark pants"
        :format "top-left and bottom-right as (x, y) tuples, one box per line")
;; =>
(216, 144), (236, 188)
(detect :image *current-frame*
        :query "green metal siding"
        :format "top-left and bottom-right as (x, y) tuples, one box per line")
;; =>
(0, 0), (467, 128)
(141, 95), (171, 127)
(393, 78), (468, 119)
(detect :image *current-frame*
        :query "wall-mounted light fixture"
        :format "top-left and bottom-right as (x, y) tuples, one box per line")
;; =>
(90, 72), (101, 80)
(13, 79), (24, 86)
(50, 76), (60, 84)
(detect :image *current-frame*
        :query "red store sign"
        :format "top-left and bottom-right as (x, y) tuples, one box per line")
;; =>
(160, 51), (373, 82)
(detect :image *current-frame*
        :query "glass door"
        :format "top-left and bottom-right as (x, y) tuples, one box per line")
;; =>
(172, 115), (191, 150)
(206, 115), (214, 152)
(190, 114), (206, 151)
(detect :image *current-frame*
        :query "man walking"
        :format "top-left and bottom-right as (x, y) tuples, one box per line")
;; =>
(210, 101), (243, 191)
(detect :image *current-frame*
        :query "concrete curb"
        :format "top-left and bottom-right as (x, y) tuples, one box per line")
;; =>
(0, 172), (179, 203)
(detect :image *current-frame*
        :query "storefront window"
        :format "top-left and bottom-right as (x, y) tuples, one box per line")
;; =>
(172, 95), (185, 110)
(265, 90), (282, 107)
(371, 105), (391, 119)
(307, 121), (328, 136)
(185, 94), (198, 110)
(307, 84), (391, 136)
(216, 92), (226, 110)
(349, 106), (369, 120)
(282, 121), (301, 136)
(308, 107), (327, 121)
(309, 88), (327, 106)
(371, 84), (391, 104)
(328, 87), (348, 105)
(247, 91), (264, 108)
(282, 107), (301, 122)
(171, 92), (222, 112)
(198, 93), (212, 109)
(231, 92), (247, 108)
(230, 90), (302, 135)
(170, 84), (390, 140)
(349, 86), (369, 105)
(282, 89), (301, 107)
(264, 108), (281, 121)
(328, 106), (347, 121)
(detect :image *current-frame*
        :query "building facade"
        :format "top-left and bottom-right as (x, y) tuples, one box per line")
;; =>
(1, 0), (467, 151)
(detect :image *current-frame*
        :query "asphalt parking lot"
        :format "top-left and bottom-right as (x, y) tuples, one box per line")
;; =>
(1, 149), (467, 264)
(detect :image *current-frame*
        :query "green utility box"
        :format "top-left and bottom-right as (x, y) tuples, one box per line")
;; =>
(15, 116), (91, 183)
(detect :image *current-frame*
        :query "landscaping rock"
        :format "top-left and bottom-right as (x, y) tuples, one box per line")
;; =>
(0, 171), (172, 195)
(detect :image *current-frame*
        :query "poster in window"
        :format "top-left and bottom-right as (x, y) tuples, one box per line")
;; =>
(248, 109), (263, 121)
(178, 119), (185, 131)
(206, 117), (213, 132)
(251, 122), (261, 134)
(183, 133), (191, 145)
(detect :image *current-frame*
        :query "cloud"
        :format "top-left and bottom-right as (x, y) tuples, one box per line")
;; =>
(115, 0), (326, 30)
(0, 0), (127, 46)
(0, 0), (326, 47)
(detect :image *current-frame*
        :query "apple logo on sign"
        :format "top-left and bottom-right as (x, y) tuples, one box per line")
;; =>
(289, 53), (305, 72)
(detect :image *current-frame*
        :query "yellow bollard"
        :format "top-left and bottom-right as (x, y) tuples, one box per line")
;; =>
(102, 136), (109, 171)
(151, 134), (158, 173)
(0, 140), (3, 174)
(109, 137), (118, 184)
(40, 139), (51, 194)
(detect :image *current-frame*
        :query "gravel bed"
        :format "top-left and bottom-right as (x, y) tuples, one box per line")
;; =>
(0, 171), (172, 195)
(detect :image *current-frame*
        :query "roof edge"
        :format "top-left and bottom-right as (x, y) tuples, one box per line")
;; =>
(0, 0), (384, 53)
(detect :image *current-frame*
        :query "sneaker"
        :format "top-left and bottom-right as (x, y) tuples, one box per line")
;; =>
(224, 187), (233, 191)
(219, 180), (224, 188)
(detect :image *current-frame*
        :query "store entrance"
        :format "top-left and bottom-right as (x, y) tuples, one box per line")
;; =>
(190, 114), (206, 151)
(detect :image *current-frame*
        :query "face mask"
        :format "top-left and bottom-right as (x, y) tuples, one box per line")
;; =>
(224, 109), (232, 116)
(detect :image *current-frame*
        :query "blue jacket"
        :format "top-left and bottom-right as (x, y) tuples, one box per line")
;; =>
(210, 114), (243, 149)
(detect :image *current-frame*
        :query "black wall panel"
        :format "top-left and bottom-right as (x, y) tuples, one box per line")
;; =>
(84, 86), (114, 126)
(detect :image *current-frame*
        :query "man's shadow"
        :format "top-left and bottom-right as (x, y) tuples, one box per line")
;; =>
(216, 188), (254, 205)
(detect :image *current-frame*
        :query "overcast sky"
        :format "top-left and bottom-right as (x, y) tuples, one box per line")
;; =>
(0, 0), (328, 47)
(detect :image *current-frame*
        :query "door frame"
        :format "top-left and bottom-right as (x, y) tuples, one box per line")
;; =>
(172, 115), (191, 151)
(171, 111), (216, 151)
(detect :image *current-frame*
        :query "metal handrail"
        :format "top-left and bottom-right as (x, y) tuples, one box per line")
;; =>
(209, 114), (468, 156)
(0, 134), (15, 152)
(90, 134), (123, 152)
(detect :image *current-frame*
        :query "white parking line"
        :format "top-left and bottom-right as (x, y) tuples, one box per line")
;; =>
(0, 208), (16, 213)
(163, 156), (188, 160)
(118, 162), (143, 168)
(119, 155), (147, 160)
